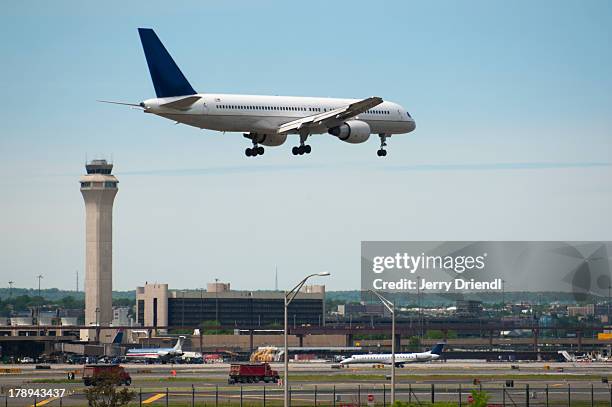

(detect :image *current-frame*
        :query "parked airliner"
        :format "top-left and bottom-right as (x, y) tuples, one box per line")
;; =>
(101, 28), (416, 157)
(126, 336), (185, 361)
(340, 343), (445, 367)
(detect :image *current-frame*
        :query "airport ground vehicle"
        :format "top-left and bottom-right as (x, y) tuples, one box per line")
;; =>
(228, 363), (279, 384)
(19, 357), (35, 364)
(82, 364), (131, 386)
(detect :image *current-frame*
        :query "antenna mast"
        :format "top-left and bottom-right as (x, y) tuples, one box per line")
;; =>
(275, 266), (278, 291)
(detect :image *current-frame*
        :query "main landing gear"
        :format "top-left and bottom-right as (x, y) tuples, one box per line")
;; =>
(292, 144), (311, 155)
(377, 134), (388, 157)
(245, 142), (264, 157)
(245, 145), (264, 157)
(243, 133), (265, 157)
(292, 132), (312, 156)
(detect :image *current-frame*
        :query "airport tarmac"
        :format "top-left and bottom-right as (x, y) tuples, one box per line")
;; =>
(1, 361), (611, 405)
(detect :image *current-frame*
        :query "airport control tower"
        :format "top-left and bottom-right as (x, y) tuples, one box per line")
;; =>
(80, 159), (118, 327)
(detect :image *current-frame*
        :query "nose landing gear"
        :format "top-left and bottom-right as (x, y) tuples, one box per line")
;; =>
(377, 134), (389, 157)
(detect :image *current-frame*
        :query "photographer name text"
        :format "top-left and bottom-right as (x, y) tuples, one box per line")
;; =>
(372, 277), (502, 292)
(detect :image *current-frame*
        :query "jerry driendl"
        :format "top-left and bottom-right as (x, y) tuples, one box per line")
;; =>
(371, 276), (502, 292)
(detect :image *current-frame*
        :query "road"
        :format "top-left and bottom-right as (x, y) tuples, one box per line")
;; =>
(1, 361), (610, 405)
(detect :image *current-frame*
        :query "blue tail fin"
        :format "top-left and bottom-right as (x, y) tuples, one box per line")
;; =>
(112, 330), (124, 344)
(430, 343), (445, 355)
(138, 28), (196, 98)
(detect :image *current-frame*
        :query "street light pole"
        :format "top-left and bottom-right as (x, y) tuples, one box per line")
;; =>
(37, 274), (43, 297)
(369, 289), (396, 404)
(416, 276), (423, 340)
(283, 272), (330, 407)
(36, 275), (43, 328)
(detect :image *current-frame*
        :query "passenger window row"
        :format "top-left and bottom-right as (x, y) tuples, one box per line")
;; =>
(214, 105), (390, 115)
(217, 105), (313, 112)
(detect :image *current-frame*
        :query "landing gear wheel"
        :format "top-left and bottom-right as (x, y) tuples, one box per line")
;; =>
(246, 146), (264, 157)
(378, 134), (389, 157)
(293, 144), (311, 155)
(292, 131), (311, 156)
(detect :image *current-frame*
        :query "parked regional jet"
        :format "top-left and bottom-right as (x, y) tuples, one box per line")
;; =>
(126, 336), (185, 361)
(101, 28), (415, 157)
(340, 343), (445, 367)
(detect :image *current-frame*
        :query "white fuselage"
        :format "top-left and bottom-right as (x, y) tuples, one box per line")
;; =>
(125, 348), (182, 360)
(340, 351), (439, 365)
(142, 94), (416, 136)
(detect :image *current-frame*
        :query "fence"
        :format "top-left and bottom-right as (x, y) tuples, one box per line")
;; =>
(4, 383), (612, 406)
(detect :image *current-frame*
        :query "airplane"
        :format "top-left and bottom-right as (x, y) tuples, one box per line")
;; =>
(101, 28), (415, 158)
(125, 336), (185, 361)
(340, 343), (445, 368)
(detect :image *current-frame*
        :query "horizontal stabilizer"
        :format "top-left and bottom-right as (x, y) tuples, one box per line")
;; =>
(160, 95), (201, 110)
(98, 100), (144, 109)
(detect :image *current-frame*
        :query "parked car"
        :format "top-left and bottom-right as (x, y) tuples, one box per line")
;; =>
(82, 364), (131, 386)
(67, 355), (87, 365)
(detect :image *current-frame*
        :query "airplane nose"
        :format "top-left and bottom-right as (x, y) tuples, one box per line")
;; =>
(406, 119), (416, 132)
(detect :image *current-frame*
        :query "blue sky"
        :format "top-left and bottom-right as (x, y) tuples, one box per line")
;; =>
(0, 1), (611, 292)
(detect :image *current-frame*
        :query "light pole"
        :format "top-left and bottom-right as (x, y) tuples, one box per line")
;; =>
(284, 272), (330, 407)
(8, 281), (14, 299)
(416, 275), (423, 340)
(369, 289), (396, 404)
(36, 274), (43, 297)
(36, 275), (43, 327)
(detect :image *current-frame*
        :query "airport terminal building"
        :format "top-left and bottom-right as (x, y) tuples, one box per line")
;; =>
(136, 282), (326, 328)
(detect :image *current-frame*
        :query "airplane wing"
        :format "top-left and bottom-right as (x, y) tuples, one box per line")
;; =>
(277, 96), (383, 134)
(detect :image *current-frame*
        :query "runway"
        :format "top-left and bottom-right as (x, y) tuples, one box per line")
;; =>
(1, 361), (610, 405)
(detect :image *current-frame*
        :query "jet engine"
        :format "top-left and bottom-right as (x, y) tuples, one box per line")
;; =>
(328, 120), (371, 144)
(246, 133), (287, 147)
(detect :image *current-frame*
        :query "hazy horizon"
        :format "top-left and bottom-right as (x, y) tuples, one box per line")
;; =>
(1, 1), (611, 292)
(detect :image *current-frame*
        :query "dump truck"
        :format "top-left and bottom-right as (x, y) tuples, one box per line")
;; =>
(82, 364), (131, 386)
(228, 363), (280, 384)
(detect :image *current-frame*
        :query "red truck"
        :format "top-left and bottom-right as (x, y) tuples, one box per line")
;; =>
(228, 363), (280, 384)
(82, 364), (132, 386)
